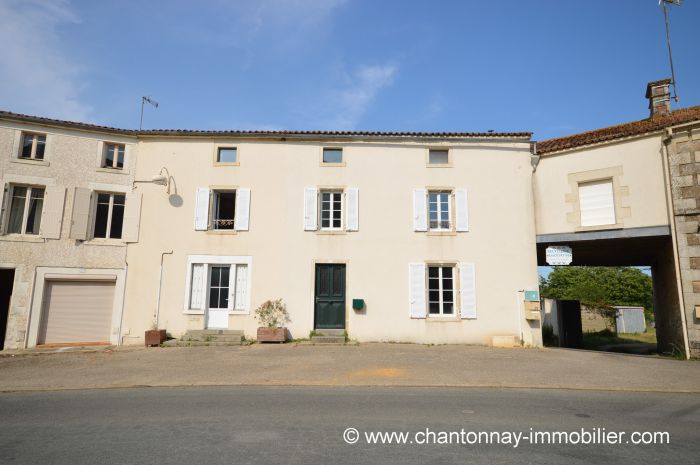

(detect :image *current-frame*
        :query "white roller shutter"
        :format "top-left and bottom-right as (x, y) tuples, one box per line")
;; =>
(234, 188), (250, 231)
(194, 187), (210, 230)
(304, 187), (318, 231)
(459, 263), (476, 319)
(413, 189), (427, 231)
(346, 187), (359, 231)
(579, 180), (615, 227)
(455, 188), (469, 232)
(409, 263), (427, 318)
(38, 280), (115, 344)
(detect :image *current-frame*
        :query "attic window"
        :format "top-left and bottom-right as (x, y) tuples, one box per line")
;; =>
(428, 149), (449, 165)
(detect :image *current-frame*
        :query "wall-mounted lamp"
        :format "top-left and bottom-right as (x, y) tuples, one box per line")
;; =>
(134, 167), (171, 194)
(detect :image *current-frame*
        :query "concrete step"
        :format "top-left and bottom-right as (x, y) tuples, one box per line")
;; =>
(186, 330), (244, 336)
(181, 335), (242, 343)
(311, 335), (346, 344)
(314, 329), (345, 336)
(163, 340), (242, 347)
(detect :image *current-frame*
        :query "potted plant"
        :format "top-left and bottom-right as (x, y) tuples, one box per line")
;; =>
(145, 323), (167, 347)
(255, 299), (290, 343)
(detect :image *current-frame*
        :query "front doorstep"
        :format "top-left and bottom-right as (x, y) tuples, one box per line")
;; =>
(311, 328), (346, 344)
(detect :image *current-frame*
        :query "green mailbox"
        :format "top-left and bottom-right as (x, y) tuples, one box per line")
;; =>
(352, 299), (365, 310)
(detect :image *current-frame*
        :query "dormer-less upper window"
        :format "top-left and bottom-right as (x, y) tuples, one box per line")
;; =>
(322, 148), (343, 164)
(428, 149), (449, 165)
(19, 133), (46, 160)
(102, 143), (125, 169)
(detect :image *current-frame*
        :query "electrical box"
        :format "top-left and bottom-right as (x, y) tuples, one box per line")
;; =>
(352, 299), (365, 310)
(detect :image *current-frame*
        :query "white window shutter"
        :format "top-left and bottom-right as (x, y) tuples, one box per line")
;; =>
(579, 180), (615, 226)
(189, 264), (205, 310)
(459, 262), (476, 319)
(0, 182), (8, 235)
(455, 188), (469, 232)
(413, 188), (427, 231)
(409, 263), (427, 318)
(346, 187), (359, 231)
(234, 264), (248, 310)
(69, 187), (92, 240)
(234, 188), (250, 231)
(194, 187), (210, 231)
(122, 192), (143, 242)
(39, 185), (66, 239)
(11, 131), (21, 158)
(304, 187), (318, 231)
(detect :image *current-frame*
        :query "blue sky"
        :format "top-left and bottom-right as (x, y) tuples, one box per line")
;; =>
(0, 0), (698, 139)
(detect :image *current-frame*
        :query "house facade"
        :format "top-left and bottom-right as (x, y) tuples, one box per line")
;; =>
(120, 131), (541, 346)
(0, 113), (142, 349)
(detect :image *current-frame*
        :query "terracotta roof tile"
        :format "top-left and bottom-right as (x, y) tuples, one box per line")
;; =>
(537, 105), (700, 155)
(0, 110), (531, 140)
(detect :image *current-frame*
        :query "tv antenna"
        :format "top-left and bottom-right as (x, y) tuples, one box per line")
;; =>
(140, 96), (159, 130)
(660, 0), (682, 102)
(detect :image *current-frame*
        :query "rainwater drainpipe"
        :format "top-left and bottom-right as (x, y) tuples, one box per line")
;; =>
(154, 250), (173, 329)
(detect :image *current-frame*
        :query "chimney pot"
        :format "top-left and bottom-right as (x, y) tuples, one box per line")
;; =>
(645, 79), (672, 118)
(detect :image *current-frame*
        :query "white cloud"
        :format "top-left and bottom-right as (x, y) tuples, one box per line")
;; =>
(327, 64), (397, 129)
(0, 0), (91, 120)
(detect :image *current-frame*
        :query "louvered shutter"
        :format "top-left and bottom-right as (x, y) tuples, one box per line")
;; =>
(234, 188), (250, 231)
(69, 188), (93, 240)
(234, 264), (248, 311)
(194, 187), (210, 230)
(304, 187), (318, 230)
(189, 264), (205, 310)
(346, 187), (359, 231)
(413, 188), (427, 231)
(121, 192), (142, 242)
(409, 263), (427, 318)
(455, 188), (469, 232)
(39, 185), (66, 239)
(459, 262), (476, 319)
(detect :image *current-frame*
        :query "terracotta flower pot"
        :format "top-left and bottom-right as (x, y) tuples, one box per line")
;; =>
(257, 327), (287, 343)
(145, 329), (167, 347)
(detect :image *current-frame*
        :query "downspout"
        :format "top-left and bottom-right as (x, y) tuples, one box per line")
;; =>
(661, 128), (691, 359)
(154, 250), (173, 329)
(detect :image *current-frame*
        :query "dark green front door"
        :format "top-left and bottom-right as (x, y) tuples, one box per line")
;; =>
(314, 264), (346, 329)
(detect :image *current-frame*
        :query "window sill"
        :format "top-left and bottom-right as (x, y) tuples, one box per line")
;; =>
(574, 223), (623, 233)
(213, 162), (240, 167)
(316, 229), (347, 235)
(183, 310), (205, 315)
(426, 163), (452, 168)
(0, 234), (45, 243)
(426, 230), (457, 236)
(228, 310), (250, 315)
(320, 162), (346, 167)
(426, 315), (461, 322)
(11, 158), (49, 167)
(207, 229), (238, 235)
(83, 239), (126, 247)
(96, 167), (129, 175)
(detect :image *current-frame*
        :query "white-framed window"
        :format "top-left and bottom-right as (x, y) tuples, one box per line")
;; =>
(19, 133), (46, 160)
(427, 265), (455, 316)
(322, 148), (343, 164)
(5, 185), (44, 235)
(93, 192), (125, 239)
(428, 149), (449, 165)
(428, 190), (451, 231)
(185, 255), (252, 313)
(216, 147), (237, 164)
(102, 143), (125, 169)
(320, 190), (343, 230)
(212, 190), (236, 230)
(578, 179), (616, 227)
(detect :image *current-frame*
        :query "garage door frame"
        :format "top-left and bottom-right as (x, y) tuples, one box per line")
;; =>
(26, 267), (126, 348)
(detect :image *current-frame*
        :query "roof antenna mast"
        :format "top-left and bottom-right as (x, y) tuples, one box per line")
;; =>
(661, 0), (682, 102)
(140, 96), (159, 130)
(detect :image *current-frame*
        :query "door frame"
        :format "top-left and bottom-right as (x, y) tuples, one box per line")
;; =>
(0, 266), (16, 350)
(312, 261), (347, 330)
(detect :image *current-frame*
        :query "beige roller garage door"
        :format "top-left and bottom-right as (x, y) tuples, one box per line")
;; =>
(38, 280), (116, 345)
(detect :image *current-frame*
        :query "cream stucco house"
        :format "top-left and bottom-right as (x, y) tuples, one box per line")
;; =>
(2, 79), (700, 356)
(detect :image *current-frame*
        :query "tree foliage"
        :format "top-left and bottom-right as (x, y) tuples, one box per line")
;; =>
(539, 267), (653, 321)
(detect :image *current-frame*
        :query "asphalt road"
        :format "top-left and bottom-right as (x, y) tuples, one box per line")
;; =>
(0, 386), (698, 465)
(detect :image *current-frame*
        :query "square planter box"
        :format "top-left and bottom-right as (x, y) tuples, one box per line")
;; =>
(257, 327), (287, 343)
(145, 329), (167, 347)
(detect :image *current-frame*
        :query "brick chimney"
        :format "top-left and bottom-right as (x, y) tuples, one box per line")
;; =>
(646, 79), (672, 118)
